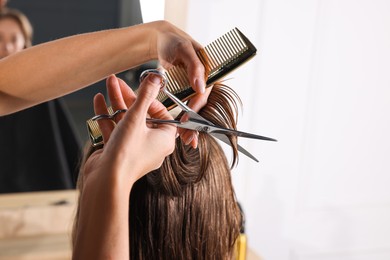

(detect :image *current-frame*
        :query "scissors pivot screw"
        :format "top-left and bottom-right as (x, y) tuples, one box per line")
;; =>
(201, 126), (210, 132)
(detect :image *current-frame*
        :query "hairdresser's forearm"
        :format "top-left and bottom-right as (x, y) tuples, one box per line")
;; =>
(0, 22), (159, 115)
(73, 169), (135, 260)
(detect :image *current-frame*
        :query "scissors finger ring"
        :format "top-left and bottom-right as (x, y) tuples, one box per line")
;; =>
(92, 109), (128, 121)
(139, 69), (168, 89)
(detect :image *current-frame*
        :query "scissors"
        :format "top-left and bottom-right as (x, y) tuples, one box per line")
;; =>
(93, 69), (276, 162)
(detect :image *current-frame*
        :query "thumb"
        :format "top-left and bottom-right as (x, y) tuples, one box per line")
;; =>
(131, 74), (163, 118)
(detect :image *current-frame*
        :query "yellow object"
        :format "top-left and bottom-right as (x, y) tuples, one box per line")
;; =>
(236, 233), (247, 260)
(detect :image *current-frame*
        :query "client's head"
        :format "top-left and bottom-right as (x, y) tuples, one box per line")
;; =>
(75, 82), (243, 259)
(129, 83), (242, 259)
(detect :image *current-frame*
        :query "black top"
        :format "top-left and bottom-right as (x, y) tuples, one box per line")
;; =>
(0, 99), (82, 193)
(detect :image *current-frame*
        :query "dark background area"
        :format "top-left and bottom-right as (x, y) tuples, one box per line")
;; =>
(7, 0), (150, 143)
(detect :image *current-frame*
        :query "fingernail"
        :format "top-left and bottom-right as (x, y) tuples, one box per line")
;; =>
(148, 74), (162, 85)
(195, 78), (205, 94)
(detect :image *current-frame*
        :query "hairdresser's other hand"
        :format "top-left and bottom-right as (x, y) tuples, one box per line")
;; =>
(151, 21), (212, 148)
(152, 21), (205, 95)
(84, 74), (176, 186)
(177, 86), (212, 148)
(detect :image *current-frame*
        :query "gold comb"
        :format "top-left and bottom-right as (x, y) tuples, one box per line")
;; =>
(87, 28), (257, 145)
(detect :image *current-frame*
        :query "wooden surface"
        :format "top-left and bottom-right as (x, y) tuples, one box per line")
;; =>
(0, 190), (77, 209)
(0, 234), (261, 260)
(0, 190), (77, 259)
(0, 190), (262, 259)
(0, 233), (71, 260)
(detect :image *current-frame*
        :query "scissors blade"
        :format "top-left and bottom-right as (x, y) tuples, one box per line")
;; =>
(207, 125), (277, 141)
(211, 133), (259, 162)
(187, 116), (271, 162)
(176, 115), (277, 142)
(146, 118), (203, 130)
(146, 118), (261, 162)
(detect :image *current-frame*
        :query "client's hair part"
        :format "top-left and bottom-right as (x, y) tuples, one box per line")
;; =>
(73, 83), (243, 259)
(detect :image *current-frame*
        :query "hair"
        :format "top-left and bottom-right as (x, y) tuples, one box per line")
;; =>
(73, 83), (243, 259)
(0, 8), (33, 48)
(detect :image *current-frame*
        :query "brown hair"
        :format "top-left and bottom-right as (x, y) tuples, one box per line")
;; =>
(0, 8), (33, 48)
(74, 83), (243, 259)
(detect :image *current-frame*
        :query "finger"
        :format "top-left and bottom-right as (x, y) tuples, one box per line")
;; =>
(190, 131), (199, 149)
(94, 93), (115, 143)
(190, 38), (203, 52)
(189, 39), (208, 95)
(148, 99), (173, 121)
(186, 85), (212, 112)
(175, 40), (206, 94)
(117, 78), (137, 108)
(177, 86), (211, 143)
(180, 129), (197, 146)
(106, 75), (127, 123)
(128, 73), (162, 121)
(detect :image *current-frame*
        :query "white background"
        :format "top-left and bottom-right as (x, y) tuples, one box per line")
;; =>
(162, 0), (390, 259)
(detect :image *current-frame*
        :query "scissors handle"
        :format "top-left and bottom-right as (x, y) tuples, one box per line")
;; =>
(140, 69), (192, 113)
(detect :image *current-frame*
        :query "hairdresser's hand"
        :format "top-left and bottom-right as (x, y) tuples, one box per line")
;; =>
(152, 21), (206, 94)
(84, 74), (176, 185)
(151, 21), (212, 147)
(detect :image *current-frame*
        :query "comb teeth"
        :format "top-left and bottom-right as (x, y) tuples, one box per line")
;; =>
(87, 119), (102, 145)
(161, 28), (256, 108)
(203, 28), (249, 76)
(87, 28), (256, 146)
(87, 107), (114, 145)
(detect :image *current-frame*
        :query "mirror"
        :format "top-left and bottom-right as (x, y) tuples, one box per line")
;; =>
(1, 0), (145, 194)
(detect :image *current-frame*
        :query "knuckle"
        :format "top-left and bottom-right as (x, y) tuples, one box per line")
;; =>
(176, 39), (191, 49)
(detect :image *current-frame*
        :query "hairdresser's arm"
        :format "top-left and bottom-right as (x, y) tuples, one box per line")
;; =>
(73, 74), (175, 259)
(0, 20), (206, 115)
